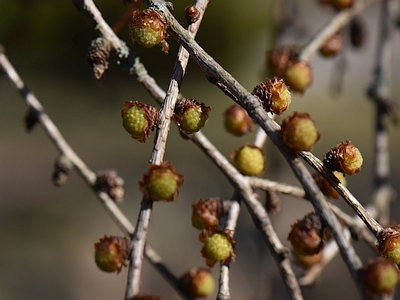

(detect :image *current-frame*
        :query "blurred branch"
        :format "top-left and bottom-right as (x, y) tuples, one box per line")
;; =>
(366, 0), (398, 226)
(299, 0), (380, 62)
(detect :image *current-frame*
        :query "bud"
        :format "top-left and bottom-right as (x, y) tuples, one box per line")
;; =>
(312, 171), (347, 199)
(95, 169), (125, 202)
(319, 32), (344, 58)
(231, 144), (265, 176)
(191, 198), (222, 230)
(180, 267), (215, 297)
(280, 112), (320, 153)
(129, 9), (169, 53)
(252, 77), (291, 115)
(200, 229), (236, 267)
(139, 161), (184, 201)
(376, 226), (400, 264)
(121, 101), (158, 142)
(184, 5), (200, 24)
(173, 99), (211, 134)
(323, 141), (363, 175)
(283, 61), (313, 94)
(288, 213), (324, 256)
(363, 257), (400, 296)
(223, 104), (253, 136)
(86, 37), (111, 81)
(94, 235), (130, 273)
(266, 45), (299, 78)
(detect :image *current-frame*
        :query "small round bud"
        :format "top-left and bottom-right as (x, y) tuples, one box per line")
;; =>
(312, 171), (347, 199)
(223, 104), (253, 136)
(180, 267), (215, 298)
(323, 140), (363, 175)
(363, 257), (400, 296)
(266, 45), (299, 78)
(129, 9), (169, 53)
(377, 226), (400, 264)
(139, 161), (184, 201)
(283, 61), (313, 94)
(288, 213), (324, 256)
(319, 31), (344, 58)
(191, 198), (222, 230)
(231, 144), (265, 176)
(173, 99), (211, 134)
(95, 169), (125, 203)
(184, 5), (200, 24)
(94, 235), (130, 273)
(252, 77), (291, 115)
(200, 229), (236, 267)
(121, 101), (158, 142)
(331, 0), (354, 10)
(280, 112), (321, 153)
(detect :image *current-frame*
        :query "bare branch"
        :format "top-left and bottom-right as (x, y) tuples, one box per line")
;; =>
(299, 0), (380, 62)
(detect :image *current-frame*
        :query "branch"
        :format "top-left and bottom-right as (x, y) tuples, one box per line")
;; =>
(366, 0), (398, 226)
(299, 0), (380, 62)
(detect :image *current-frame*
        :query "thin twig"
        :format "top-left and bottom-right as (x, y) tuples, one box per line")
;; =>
(125, 1), (211, 298)
(147, 2), (370, 296)
(299, 0), (380, 62)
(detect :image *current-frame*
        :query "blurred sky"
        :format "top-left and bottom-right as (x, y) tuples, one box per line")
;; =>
(1, 0), (400, 299)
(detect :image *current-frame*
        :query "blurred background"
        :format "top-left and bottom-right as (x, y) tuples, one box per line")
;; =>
(1, 0), (400, 299)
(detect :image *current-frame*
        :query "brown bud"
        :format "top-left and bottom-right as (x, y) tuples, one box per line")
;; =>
(173, 99), (211, 134)
(280, 112), (321, 153)
(267, 45), (299, 78)
(312, 171), (346, 199)
(95, 169), (125, 202)
(363, 257), (400, 296)
(265, 191), (281, 215)
(94, 235), (130, 273)
(139, 161), (184, 201)
(323, 140), (363, 175)
(223, 104), (253, 136)
(184, 5), (200, 24)
(86, 37), (111, 81)
(288, 212), (324, 256)
(376, 226), (400, 264)
(180, 267), (215, 297)
(252, 77), (291, 115)
(319, 31), (344, 58)
(129, 9), (169, 53)
(191, 198), (222, 230)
